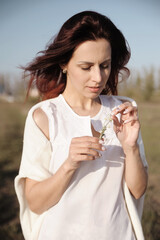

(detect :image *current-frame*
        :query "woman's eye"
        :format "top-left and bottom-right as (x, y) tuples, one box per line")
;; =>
(101, 64), (109, 69)
(81, 66), (91, 71)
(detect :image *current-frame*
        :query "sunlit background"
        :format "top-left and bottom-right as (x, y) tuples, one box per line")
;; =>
(1, 0), (160, 74)
(0, 0), (160, 239)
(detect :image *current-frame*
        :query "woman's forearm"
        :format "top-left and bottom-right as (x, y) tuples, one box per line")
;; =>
(123, 144), (148, 199)
(25, 161), (76, 215)
(25, 136), (103, 215)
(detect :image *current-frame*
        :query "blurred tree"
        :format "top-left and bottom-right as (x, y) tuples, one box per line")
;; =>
(0, 74), (5, 94)
(158, 68), (160, 91)
(142, 67), (155, 101)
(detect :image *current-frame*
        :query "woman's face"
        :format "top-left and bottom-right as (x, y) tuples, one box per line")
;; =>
(64, 38), (111, 99)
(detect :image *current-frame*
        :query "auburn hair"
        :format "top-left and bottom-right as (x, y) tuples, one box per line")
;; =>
(23, 11), (131, 100)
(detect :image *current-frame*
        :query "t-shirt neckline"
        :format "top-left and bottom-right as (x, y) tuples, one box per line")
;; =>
(59, 94), (104, 119)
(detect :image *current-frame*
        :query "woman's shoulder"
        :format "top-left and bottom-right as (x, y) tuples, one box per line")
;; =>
(24, 96), (60, 139)
(28, 95), (60, 116)
(100, 95), (137, 108)
(33, 108), (49, 140)
(26, 96), (60, 139)
(112, 95), (137, 106)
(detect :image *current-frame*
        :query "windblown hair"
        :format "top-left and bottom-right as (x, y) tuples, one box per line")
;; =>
(23, 11), (131, 100)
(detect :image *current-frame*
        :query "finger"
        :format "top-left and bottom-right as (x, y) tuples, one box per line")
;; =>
(120, 101), (133, 108)
(76, 147), (102, 157)
(111, 103), (137, 116)
(122, 108), (139, 126)
(76, 154), (99, 161)
(123, 116), (139, 124)
(111, 106), (121, 116)
(71, 139), (104, 151)
(111, 102), (131, 115)
(123, 106), (138, 115)
(114, 128), (121, 135)
(116, 105), (136, 115)
(71, 136), (100, 144)
(76, 142), (105, 151)
(111, 115), (121, 127)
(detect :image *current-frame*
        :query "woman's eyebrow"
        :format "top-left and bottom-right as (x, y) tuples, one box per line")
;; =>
(101, 59), (111, 63)
(77, 59), (111, 64)
(77, 61), (93, 65)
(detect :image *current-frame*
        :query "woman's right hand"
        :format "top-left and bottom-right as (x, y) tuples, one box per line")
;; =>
(25, 136), (105, 214)
(65, 136), (105, 170)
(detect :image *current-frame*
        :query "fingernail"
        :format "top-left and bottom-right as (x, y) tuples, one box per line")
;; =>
(124, 119), (130, 124)
(116, 105), (121, 111)
(111, 106), (120, 114)
(101, 146), (106, 151)
(95, 153), (102, 159)
(112, 106), (117, 111)
(123, 109), (129, 114)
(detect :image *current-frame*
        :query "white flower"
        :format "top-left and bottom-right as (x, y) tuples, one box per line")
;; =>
(99, 113), (112, 139)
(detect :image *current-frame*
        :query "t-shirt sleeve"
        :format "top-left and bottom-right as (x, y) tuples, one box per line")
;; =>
(137, 131), (148, 168)
(18, 109), (52, 181)
(14, 107), (52, 239)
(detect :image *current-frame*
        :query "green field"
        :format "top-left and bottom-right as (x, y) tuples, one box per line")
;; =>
(0, 98), (159, 240)
(138, 100), (160, 240)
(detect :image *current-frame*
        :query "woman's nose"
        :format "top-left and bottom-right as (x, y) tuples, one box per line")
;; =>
(92, 67), (102, 83)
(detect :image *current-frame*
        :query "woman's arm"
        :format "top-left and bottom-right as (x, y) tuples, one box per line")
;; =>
(111, 103), (148, 199)
(25, 160), (76, 214)
(123, 144), (148, 199)
(25, 108), (104, 214)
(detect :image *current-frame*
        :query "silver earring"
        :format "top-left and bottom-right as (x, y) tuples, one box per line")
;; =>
(63, 69), (67, 74)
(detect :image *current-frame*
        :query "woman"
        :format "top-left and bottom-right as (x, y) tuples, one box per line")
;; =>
(15, 11), (148, 240)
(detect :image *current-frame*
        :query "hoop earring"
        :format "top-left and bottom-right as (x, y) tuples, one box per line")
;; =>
(57, 70), (62, 85)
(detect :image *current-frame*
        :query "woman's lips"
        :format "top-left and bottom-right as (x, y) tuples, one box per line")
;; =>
(88, 86), (101, 93)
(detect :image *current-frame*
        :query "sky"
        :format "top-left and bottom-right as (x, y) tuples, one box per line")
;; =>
(0, 0), (160, 76)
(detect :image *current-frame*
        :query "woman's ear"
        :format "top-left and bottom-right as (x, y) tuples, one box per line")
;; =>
(60, 65), (67, 74)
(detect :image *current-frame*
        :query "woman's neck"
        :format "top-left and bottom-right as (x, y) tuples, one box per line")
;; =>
(62, 91), (101, 117)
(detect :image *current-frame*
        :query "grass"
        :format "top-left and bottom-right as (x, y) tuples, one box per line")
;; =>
(0, 97), (159, 240)
(138, 101), (160, 240)
(0, 100), (26, 240)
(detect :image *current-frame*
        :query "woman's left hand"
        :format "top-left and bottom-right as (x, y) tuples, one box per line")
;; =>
(111, 102), (140, 150)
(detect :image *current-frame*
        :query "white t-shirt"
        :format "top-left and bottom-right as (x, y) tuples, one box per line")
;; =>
(15, 94), (147, 240)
